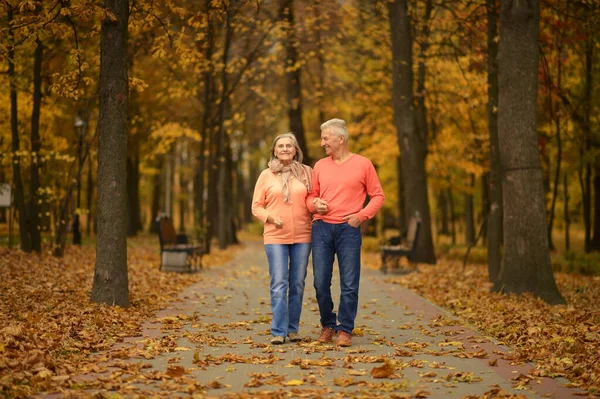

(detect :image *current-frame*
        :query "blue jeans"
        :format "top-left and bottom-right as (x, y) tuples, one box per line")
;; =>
(264, 243), (311, 337)
(311, 220), (362, 334)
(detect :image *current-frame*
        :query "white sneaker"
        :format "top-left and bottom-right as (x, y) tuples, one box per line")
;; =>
(288, 332), (301, 342)
(271, 336), (285, 345)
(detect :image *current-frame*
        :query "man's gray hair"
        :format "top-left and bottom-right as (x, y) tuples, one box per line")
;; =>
(320, 118), (348, 142)
(269, 132), (304, 163)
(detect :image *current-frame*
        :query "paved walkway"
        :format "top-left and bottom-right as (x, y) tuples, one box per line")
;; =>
(50, 239), (587, 398)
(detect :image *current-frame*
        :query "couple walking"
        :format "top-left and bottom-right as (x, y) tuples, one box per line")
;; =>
(252, 118), (385, 347)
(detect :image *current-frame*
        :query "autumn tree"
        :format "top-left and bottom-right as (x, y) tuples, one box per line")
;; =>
(388, 0), (436, 264)
(90, 0), (130, 307)
(486, 0), (502, 282)
(280, 0), (310, 164)
(493, 0), (563, 305)
(5, 3), (31, 252)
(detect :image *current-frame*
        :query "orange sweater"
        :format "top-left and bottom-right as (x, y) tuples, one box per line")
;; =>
(252, 167), (313, 244)
(306, 154), (384, 224)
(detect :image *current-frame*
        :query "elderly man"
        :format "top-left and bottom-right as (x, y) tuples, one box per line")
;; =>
(306, 118), (385, 347)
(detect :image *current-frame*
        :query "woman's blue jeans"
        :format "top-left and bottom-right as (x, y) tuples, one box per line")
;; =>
(311, 220), (362, 334)
(264, 243), (311, 337)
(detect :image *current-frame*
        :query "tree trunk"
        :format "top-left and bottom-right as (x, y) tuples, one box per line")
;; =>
(215, 7), (234, 250)
(29, 37), (43, 252)
(234, 143), (245, 229)
(7, 6), (31, 253)
(414, 0), (433, 150)
(388, 0), (436, 264)
(226, 142), (238, 244)
(178, 143), (187, 232)
(0, 170), (6, 224)
(486, 0), (502, 283)
(281, 0), (310, 165)
(580, 34), (593, 252)
(194, 0), (213, 245)
(592, 168), (600, 250)
(314, 0), (327, 134)
(464, 174), (475, 246)
(397, 156), (407, 237)
(481, 174), (489, 243)
(493, 0), (563, 304)
(149, 157), (162, 233)
(438, 190), (449, 236)
(245, 158), (257, 224)
(90, 0), (130, 307)
(86, 155), (94, 236)
(547, 61), (562, 251)
(564, 172), (570, 251)
(448, 188), (456, 245)
(126, 154), (137, 236)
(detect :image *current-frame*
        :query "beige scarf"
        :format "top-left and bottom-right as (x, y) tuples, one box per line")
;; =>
(268, 159), (312, 203)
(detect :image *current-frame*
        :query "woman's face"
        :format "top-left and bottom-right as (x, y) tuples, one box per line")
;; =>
(274, 137), (297, 164)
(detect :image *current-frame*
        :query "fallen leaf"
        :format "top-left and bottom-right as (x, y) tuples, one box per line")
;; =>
(371, 361), (395, 378)
(333, 376), (357, 387)
(166, 365), (185, 378)
(346, 369), (367, 376)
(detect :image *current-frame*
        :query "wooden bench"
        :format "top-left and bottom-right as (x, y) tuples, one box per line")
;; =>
(380, 215), (421, 274)
(156, 216), (204, 272)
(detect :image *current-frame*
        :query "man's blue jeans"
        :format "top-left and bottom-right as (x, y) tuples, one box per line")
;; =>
(264, 243), (311, 337)
(311, 220), (362, 334)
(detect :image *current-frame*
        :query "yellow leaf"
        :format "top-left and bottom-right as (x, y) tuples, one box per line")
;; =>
(285, 379), (303, 386)
(346, 369), (367, 376)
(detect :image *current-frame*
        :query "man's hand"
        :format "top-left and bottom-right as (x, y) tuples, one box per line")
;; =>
(342, 214), (361, 228)
(314, 198), (328, 215)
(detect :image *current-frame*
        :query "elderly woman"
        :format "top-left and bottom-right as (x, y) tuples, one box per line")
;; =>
(252, 133), (313, 345)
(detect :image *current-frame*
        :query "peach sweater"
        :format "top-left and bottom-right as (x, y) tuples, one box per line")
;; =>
(306, 154), (385, 223)
(252, 167), (313, 244)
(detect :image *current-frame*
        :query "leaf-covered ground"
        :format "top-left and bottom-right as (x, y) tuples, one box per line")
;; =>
(362, 252), (600, 396)
(1, 235), (599, 399)
(0, 236), (234, 398)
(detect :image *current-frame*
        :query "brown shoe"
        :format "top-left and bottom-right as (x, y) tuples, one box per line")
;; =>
(318, 327), (335, 343)
(336, 330), (352, 347)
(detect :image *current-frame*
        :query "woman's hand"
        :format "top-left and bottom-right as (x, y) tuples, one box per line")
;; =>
(267, 214), (284, 229)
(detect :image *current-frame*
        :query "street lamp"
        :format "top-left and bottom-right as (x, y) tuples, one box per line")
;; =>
(73, 114), (87, 245)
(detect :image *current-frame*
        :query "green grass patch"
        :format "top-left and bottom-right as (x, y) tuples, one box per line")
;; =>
(552, 251), (600, 275)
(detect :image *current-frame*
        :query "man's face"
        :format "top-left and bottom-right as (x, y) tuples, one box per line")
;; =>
(320, 128), (343, 156)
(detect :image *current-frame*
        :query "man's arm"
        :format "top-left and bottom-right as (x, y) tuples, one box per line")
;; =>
(305, 167), (320, 213)
(357, 161), (385, 222)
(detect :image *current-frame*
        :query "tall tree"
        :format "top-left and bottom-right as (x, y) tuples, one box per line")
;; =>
(281, 0), (310, 165)
(29, 36), (43, 253)
(486, 0), (502, 282)
(90, 0), (130, 307)
(7, 4), (31, 252)
(493, 0), (563, 305)
(388, 0), (436, 264)
(464, 174), (475, 245)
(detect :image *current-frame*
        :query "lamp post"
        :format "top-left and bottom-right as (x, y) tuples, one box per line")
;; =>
(73, 114), (87, 245)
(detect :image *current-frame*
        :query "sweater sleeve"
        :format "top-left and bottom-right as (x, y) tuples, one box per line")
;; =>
(252, 170), (270, 223)
(305, 166), (319, 213)
(357, 161), (385, 222)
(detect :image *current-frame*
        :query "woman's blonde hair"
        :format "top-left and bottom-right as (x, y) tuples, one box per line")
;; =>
(269, 132), (304, 163)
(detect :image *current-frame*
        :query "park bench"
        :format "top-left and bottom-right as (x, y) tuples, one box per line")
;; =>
(380, 214), (421, 274)
(156, 216), (204, 273)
